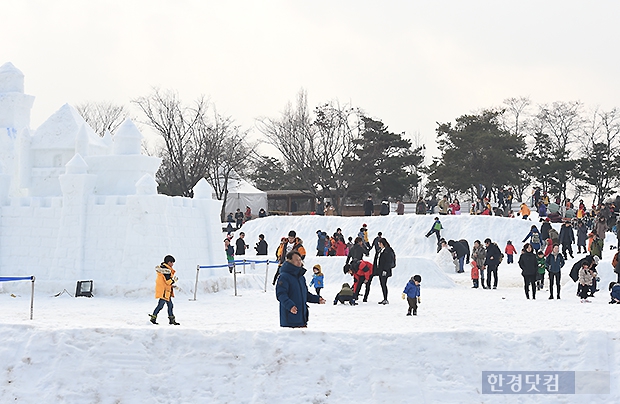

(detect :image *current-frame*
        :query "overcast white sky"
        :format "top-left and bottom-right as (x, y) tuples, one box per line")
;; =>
(2, 0), (620, 158)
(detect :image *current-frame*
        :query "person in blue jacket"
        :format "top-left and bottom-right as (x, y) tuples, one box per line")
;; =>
(609, 282), (620, 304)
(401, 275), (421, 316)
(545, 244), (565, 299)
(522, 225), (542, 251)
(276, 251), (325, 328)
(309, 264), (324, 296)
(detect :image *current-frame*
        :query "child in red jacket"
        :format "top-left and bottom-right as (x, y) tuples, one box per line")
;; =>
(471, 260), (480, 288)
(505, 240), (517, 264)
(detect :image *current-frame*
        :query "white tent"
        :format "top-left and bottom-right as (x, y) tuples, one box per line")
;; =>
(222, 178), (268, 218)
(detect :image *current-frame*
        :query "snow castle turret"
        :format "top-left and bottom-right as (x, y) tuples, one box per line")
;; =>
(0, 63), (35, 197)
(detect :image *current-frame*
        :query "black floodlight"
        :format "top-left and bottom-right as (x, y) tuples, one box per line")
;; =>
(75, 280), (93, 298)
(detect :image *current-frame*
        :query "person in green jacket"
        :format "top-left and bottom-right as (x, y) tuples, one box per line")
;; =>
(536, 250), (546, 290)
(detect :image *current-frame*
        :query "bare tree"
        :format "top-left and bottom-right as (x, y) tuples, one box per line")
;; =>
(75, 101), (132, 136)
(133, 89), (253, 211)
(575, 107), (620, 204)
(256, 89), (361, 214)
(502, 96), (531, 137)
(531, 101), (584, 200)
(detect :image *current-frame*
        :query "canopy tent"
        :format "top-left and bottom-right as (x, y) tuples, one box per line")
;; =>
(222, 178), (268, 218)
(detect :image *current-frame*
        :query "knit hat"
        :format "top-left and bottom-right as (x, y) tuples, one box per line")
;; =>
(413, 275), (421, 282)
(288, 230), (296, 237)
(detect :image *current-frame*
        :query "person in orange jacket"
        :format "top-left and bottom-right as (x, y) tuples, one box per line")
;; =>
(519, 203), (531, 219)
(150, 255), (180, 325)
(273, 231), (307, 285)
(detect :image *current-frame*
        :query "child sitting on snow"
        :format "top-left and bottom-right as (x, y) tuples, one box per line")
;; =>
(401, 275), (421, 316)
(609, 282), (620, 304)
(470, 260), (479, 288)
(309, 264), (324, 297)
(505, 240), (517, 264)
(333, 283), (356, 305)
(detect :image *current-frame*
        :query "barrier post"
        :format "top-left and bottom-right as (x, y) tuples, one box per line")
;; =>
(243, 259), (246, 274)
(191, 265), (199, 301)
(30, 276), (35, 320)
(264, 261), (269, 293)
(233, 264), (238, 296)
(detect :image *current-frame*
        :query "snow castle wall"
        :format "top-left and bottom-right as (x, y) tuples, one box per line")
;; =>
(0, 188), (227, 294)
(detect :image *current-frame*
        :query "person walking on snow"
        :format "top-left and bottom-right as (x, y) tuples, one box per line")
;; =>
(275, 251), (325, 328)
(401, 275), (421, 316)
(522, 225), (542, 251)
(149, 255), (180, 325)
(519, 243), (538, 299)
(504, 240), (517, 264)
(576, 220), (588, 254)
(546, 244), (565, 299)
(559, 222), (575, 259)
(375, 238), (395, 304)
(484, 238), (502, 289)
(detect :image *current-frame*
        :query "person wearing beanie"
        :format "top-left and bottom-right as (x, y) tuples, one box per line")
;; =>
(309, 264), (324, 296)
(273, 230), (306, 285)
(402, 275), (421, 316)
(333, 283), (356, 305)
(150, 255), (180, 325)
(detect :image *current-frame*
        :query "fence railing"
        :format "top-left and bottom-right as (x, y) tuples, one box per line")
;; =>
(191, 259), (278, 300)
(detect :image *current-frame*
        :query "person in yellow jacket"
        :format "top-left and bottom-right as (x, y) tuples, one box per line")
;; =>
(519, 203), (531, 219)
(149, 255), (180, 325)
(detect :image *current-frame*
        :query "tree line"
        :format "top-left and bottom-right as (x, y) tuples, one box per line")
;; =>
(77, 92), (620, 216)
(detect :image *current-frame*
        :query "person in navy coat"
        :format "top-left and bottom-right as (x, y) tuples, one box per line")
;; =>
(276, 251), (325, 327)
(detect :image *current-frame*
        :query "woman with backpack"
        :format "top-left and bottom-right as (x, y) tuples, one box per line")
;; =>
(522, 225), (542, 252)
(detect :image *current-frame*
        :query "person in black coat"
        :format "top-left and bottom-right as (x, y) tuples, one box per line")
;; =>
(448, 240), (468, 273)
(380, 199), (390, 216)
(519, 243), (538, 299)
(558, 222), (575, 260)
(363, 196), (374, 216)
(234, 209), (244, 229)
(255, 234), (268, 255)
(540, 218), (552, 241)
(375, 238), (395, 304)
(576, 220), (588, 254)
(236, 232), (248, 255)
(484, 238), (502, 289)
(346, 237), (368, 265)
(459, 239), (471, 263)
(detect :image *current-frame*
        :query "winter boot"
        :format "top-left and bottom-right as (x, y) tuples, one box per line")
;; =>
(168, 316), (180, 325)
(149, 314), (158, 325)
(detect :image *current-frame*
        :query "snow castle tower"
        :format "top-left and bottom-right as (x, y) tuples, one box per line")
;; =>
(0, 62), (35, 197)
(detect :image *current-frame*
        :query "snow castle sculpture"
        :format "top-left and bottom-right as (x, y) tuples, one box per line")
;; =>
(0, 62), (226, 294)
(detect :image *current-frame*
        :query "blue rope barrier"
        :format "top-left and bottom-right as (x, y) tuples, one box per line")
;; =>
(0, 276), (34, 282)
(197, 259), (277, 269)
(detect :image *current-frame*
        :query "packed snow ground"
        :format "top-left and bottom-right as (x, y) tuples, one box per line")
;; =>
(1, 213), (620, 403)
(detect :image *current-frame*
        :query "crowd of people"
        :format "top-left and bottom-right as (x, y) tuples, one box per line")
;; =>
(201, 190), (620, 328)
(433, 198), (620, 304)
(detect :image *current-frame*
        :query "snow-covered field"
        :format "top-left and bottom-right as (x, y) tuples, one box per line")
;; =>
(1, 213), (619, 403)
